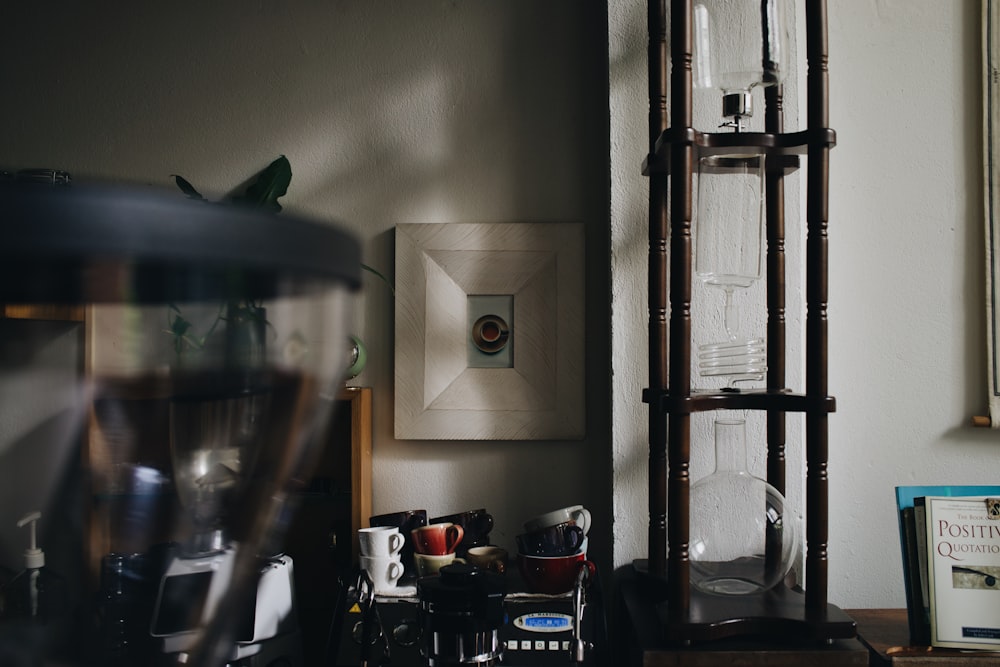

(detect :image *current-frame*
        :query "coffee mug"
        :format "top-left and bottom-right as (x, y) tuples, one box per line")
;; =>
(516, 522), (584, 557)
(523, 505), (591, 536)
(369, 508), (428, 535)
(414, 552), (466, 577)
(518, 552), (595, 594)
(360, 555), (404, 591)
(431, 508), (494, 553)
(358, 526), (404, 559)
(466, 545), (507, 574)
(411, 522), (464, 556)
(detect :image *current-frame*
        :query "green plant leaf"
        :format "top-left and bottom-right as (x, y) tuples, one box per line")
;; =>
(362, 263), (395, 296)
(236, 155), (291, 213)
(172, 174), (205, 201)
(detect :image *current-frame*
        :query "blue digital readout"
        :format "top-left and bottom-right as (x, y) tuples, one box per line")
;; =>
(513, 613), (573, 633)
(525, 617), (569, 629)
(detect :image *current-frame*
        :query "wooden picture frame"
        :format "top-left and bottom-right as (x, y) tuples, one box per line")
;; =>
(985, 0), (1000, 427)
(394, 222), (585, 440)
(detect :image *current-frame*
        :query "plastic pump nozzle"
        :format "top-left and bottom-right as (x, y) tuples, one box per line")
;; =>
(17, 511), (45, 569)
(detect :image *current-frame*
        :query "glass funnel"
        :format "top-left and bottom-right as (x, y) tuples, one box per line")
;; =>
(689, 418), (799, 595)
(693, 0), (793, 130)
(0, 182), (360, 666)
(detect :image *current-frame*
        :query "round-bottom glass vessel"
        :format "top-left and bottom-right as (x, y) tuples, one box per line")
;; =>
(689, 418), (798, 595)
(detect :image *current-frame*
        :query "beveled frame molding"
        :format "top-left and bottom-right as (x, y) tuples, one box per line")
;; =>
(394, 222), (584, 440)
(986, 0), (1000, 427)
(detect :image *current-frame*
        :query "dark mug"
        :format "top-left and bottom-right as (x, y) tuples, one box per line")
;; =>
(431, 508), (494, 554)
(516, 522), (584, 557)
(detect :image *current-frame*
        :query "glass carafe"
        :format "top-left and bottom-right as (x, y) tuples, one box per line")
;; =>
(689, 417), (798, 595)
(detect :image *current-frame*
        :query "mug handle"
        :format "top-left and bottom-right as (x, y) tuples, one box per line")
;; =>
(389, 532), (404, 555)
(478, 513), (495, 534)
(577, 560), (597, 586)
(388, 560), (404, 583)
(566, 524), (584, 550)
(572, 507), (591, 535)
(446, 525), (465, 552)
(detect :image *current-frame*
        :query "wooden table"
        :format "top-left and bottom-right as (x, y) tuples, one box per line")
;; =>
(849, 609), (1000, 666)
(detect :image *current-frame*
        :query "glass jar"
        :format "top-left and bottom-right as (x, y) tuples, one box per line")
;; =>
(689, 418), (798, 595)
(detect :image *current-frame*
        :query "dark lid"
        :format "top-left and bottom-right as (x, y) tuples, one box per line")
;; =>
(418, 562), (506, 607)
(418, 563), (506, 632)
(0, 182), (361, 304)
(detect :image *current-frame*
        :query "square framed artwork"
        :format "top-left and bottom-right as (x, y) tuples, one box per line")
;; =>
(394, 222), (585, 440)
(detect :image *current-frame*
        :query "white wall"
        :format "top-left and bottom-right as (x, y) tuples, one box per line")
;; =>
(610, 0), (1000, 610)
(0, 3), (613, 578)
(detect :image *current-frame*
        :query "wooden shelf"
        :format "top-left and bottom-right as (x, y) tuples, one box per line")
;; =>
(850, 609), (1000, 666)
(2, 304), (84, 321)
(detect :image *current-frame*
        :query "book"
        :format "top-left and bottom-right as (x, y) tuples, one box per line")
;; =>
(895, 485), (1000, 646)
(924, 495), (1000, 649)
(898, 506), (929, 645)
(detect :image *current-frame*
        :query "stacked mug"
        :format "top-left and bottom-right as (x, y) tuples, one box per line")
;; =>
(369, 508), (428, 577)
(516, 504), (595, 594)
(411, 522), (465, 577)
(358, 526), (405, 593)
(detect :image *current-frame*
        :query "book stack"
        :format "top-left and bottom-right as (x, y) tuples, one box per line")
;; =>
(896, 485), (1000, 651)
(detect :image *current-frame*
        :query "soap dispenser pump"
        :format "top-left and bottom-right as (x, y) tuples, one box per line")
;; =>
(8, 511), (63, 622)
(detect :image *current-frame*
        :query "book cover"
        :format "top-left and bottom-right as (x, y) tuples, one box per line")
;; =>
(895, 485), (1000, 646)
(925, 495), (1000, 649)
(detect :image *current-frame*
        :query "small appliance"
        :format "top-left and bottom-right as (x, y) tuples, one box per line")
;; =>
(151, 545), (301, 665)
(333, 563), (605, 667)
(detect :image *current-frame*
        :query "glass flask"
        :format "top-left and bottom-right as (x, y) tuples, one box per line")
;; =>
(0, 182), (360, 666)
(689, 418), (798, 595)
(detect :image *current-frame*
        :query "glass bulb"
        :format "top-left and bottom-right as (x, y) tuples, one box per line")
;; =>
(689, 418), (799, 595)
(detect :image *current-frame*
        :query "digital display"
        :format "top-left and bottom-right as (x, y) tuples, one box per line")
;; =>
(524, 617), (570, 629)
(513, 613), (573, 633)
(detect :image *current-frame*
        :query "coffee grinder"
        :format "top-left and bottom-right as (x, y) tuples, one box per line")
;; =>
(149, 318), (305, 664)
(0, 181), (360, 667)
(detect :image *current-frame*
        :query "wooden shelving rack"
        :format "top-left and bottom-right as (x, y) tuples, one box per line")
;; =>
(625, 0), (861, 651)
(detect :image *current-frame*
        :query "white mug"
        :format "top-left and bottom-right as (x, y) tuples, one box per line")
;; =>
(414, 552), (466, 577)
(524, 505), (591, 536)
(360, 555), (404, 591)
(358, 526), (404, 558)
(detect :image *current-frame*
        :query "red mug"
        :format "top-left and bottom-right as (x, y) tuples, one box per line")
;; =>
(518, 551), (596, 594)
(411, 522), (464, 556)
